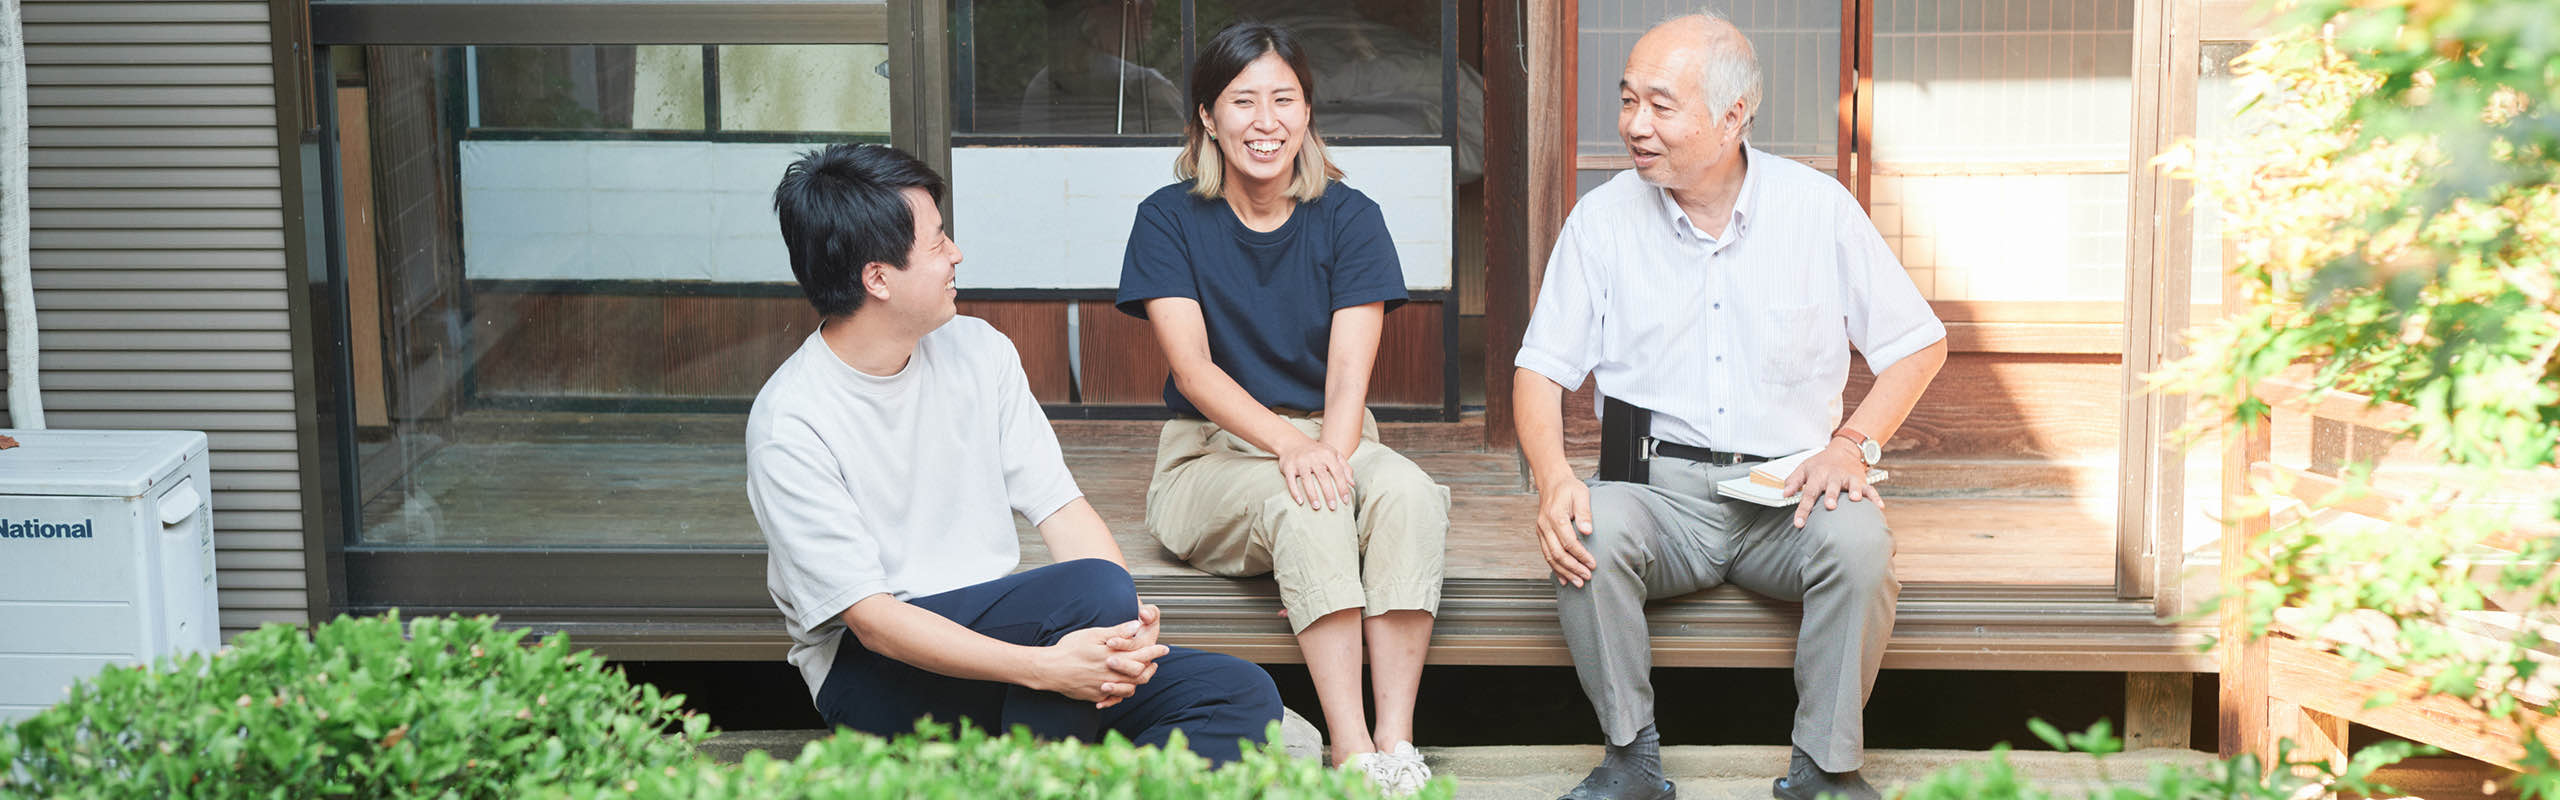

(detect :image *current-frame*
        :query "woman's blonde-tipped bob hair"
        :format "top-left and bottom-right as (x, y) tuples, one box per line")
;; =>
(1177, 21), (1343, 201)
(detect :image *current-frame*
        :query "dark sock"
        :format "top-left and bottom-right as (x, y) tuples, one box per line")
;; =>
(1601, 723), (1665, 783)
(1788, 745), (1819, 783)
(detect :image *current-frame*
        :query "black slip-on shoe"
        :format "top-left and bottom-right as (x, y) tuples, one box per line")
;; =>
(1558, 763), (1676, 800)
(1771, 771), (1884, 800)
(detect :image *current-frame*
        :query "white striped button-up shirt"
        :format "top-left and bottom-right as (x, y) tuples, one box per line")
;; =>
(1515, 147), (1946, 459)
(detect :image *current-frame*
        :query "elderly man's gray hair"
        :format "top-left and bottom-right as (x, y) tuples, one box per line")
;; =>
(1676, 8), (1762, 139)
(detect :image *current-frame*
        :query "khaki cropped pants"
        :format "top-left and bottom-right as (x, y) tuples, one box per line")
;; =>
(1145, 409), (1449, 634)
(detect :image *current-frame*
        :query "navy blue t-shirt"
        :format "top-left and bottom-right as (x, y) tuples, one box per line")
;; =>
(1115, 181), (1408, 415)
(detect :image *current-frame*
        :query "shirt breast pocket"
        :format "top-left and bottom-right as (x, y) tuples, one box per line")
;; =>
(1758, 302), (1844, 386)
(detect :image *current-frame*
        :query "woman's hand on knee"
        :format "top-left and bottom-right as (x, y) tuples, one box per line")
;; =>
(1276, 437), (1356, 511)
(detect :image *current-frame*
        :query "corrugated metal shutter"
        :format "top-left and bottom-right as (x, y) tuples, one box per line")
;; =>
(8, 0), (306, 638)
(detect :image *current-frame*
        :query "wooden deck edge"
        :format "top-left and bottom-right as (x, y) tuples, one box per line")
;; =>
(480, 587), (2212, 672)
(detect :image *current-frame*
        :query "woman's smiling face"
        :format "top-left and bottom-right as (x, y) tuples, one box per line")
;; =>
(1199, 51), (1309, 191)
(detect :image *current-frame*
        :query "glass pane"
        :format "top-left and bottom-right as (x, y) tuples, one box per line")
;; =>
(341, 46), (846, 548)
(1578, 1), (1842, 166)
(1860, 0), (2133, 590)
(958, 1), (1453, 137)
(1869, 0), (2135, 303)
(1195, 1), (1447, 137)
(957, 0), (1187, 134)
(2190, 41), (2262, 306)
(473, 46), (707, 131)
(718, 44), (893, 134)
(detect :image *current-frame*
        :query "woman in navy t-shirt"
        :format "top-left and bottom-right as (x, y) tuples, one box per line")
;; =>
(1115, 20), (1450, 794)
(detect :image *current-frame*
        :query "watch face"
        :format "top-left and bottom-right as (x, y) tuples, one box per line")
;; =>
(1860, 440), (1882, 464)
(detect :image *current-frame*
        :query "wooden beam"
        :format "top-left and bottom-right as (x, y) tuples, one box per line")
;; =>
(1851, 0), (1873, 207)
(1836, 0), (1855, 189)
(2125, 672), (2195, 750)
(1931, 300), (2125, 324)
(2120, 0), (2174, 601)
(1580, 153), (1837, 173)
(887, 0), (951, 214)
(336, 86), (389, 429)
(2269, 638), (2560, 767)
(1525, 0), (1576, 295)
(1479, 0), (1533, 450)
(2219, 409), (2273, 758)
(2257, 372), (2419, 433)
(1871, 160), (2132, 176)
(2150, 0), (2205, 613)
(2269, 698), (2350, 775)
(2250, 463), (2400, 521)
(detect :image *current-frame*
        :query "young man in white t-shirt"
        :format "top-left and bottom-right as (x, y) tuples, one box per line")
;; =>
(747, 143), (1281, 764)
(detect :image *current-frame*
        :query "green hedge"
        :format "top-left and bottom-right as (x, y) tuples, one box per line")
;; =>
(0, 614), (707, 799)
(545, 721), (1449, 800)
(1, 614), (1441, 799)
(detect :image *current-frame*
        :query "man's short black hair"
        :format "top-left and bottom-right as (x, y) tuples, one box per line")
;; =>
(772, 143), (948, 318)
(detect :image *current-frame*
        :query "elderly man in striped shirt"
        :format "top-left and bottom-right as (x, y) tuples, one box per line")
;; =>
(1510, 12), (1950, 800)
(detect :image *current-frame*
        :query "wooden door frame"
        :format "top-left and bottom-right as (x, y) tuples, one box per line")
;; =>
(1492, 0), (2207, 610)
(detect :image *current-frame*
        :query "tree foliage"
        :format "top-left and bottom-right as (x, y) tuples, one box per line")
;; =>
(2154, 0), (2560, 786)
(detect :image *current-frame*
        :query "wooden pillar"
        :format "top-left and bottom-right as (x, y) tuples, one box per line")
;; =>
(1480, 0), (1527, 449)
(1482, 0), (1575, 451)
(2125, 672), (2194, 750)
(2217, 363), (2272, 760)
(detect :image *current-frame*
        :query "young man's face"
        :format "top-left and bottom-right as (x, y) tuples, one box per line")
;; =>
(867, 187), (961, 329)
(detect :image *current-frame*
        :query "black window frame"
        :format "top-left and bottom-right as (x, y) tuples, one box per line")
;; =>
(945, 0), (1467, 422)
(301, 1), (909, 630)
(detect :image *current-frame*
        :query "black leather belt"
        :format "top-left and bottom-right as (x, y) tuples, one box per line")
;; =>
(1644, 438), (1766, 467)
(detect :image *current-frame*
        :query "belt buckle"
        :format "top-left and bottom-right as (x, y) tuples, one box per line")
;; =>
(1638, 436), (1659, 462)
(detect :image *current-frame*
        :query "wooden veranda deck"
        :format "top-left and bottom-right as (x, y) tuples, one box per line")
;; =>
(355, 413), (2207, 671)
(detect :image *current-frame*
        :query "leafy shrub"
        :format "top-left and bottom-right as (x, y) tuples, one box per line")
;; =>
(0, 613), (708, 799)
(2153, 0), (2560, 777)
(539, 720), (1448, 800)
(1897, 720), (2421, 800)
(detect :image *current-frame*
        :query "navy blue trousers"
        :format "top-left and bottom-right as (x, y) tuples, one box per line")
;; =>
(813, 558), (1283, 765)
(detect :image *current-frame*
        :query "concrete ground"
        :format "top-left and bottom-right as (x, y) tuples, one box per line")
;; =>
(696, 729), (2222, 799)
(1413, 744), (2216, 799)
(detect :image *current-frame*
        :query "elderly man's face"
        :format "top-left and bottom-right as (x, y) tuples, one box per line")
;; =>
(1618, 20), (1745, 192)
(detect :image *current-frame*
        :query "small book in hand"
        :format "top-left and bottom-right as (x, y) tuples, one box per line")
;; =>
(1715, 449), (1889, 507)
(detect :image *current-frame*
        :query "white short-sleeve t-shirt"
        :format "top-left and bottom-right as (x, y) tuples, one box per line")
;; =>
(745, 316), (1083, 697)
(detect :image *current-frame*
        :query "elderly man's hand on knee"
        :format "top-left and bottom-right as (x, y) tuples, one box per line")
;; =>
(1783, 439), (1885, 529)
(1535, 476), (1597, 587)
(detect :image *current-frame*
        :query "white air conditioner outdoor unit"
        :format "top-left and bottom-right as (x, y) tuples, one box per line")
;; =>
(0, 429), (217, 723)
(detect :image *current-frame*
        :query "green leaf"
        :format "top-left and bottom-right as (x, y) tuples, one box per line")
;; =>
(2025, 718), (2067, 752)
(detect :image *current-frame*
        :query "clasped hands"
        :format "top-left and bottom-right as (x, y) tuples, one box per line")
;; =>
(1036, 601), (1168, 709)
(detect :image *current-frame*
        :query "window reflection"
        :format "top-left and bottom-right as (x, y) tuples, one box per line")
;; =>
(474, 45), (706, 131)
(1868, 0), (2135, 302)
(962, 0), (1186, 134)
(341, 45), (870, 549)
(961, 0), (1466, 144)
(718, 44), (894, 134)
(1202, 3), (1449, 138)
